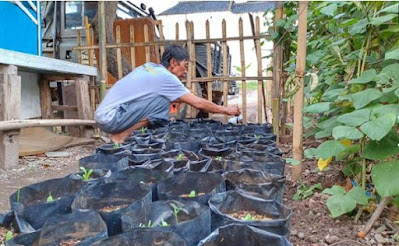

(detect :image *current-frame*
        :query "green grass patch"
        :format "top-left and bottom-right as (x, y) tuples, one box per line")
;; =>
(238, 81), (267, 91)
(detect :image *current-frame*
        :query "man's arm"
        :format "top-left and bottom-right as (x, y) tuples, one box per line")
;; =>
(179, 93), (240, 116)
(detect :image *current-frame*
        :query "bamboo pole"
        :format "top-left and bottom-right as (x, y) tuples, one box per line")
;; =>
(0, 119), (96, 131)
(116, 25), (122, 79)
(84, 17), (96, 117)
(98, 1), (106, 101)
(144, 24), (150, 62)
(175, 23), (179, 40)
(129, 25), (136, 68)
(222, 19), (228, 123)
(206, 20), (213, 119)
(76, 30), (82, 64)
(239, 17), (247, 124)
(158, 22), (165, 56)
(190, 21), (197, 118)
(255, 16), (265, 124)
(176, 22), (181, 119)
(273, 2), (283, 142)
(292, 1), (308, 181)
(185, 20), (193, 118)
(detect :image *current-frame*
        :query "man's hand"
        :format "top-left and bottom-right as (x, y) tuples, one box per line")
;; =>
(225, 105), (241, 116)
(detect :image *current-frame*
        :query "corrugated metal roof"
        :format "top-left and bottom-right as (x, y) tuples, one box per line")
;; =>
(231, 1), (275, 13)
(160, 1), (232, 15)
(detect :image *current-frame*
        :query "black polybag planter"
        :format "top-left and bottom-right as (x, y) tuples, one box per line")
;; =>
(9, 176), (84, 232)
(157, 172), (225, 205)
(189, 156), (212, 172)
(121, 200), (211, 246)
(97, 143), (131, 154)
(137, 159), (175, 173)
(0, 210), (14, 227)
(160, 150), (199, 173)
(6, 230), (40, 246)
(198, 224), (292, 246)
(90, 229), (186, 246)
(240, 123), (273, 134)
(223, 169), (286, 202)
(71, 180), (152, 236)
(37, 210), (108, 246)
(198, 147), (239, 173)
(109, 167), (174, 201)
(69, 168), (111, 184)
(79, 154), (129, 172)
(239, 153), (286, 175)
(208, 191), (291, 237)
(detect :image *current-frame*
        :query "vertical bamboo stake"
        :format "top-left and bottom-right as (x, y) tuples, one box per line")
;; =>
(158, 22), (165, 56)
(273, 2), (283, 141)
(129, 25), (136, 68)
(239, 18), (247, 124)
(222, 19), (228, 123)
(292, 1), (308, 181)
(116, 25), (122, 79)
(206, 20), (213, 119)
(76, 30), (82, 64)
(185, 20), (193, 118)
(175, 22), (181, 119)
(84, 17), (95, 114)
(255, 16), (264, 124)
(175, 23), (179, 40)
(190, 21), (197, 118)
(144, 24), (150, 62)
(98, 1), (107, 101)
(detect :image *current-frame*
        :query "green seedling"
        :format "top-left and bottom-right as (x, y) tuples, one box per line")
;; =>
(16, 188), (21, 203)
(176, 154), (185, 161)
(161, 219), (170, 227)
(140, 127), (148, 134)
(215, 156), (223, 161)
(113, 143), (120, 148)
(242, 213), (254, 221)
(293, 182), (322, 201)
(5, 231), (13, 241)
(188, 190), (197, 198)
(77, 167), (93, 181)
(171, 204), (180, 224)
(254, 134), (262, 139)
(139, 220), (156, 228)
(47, 192), (54, 202)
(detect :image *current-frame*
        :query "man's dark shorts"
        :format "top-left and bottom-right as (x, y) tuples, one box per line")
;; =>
(97, 96), (170, 134)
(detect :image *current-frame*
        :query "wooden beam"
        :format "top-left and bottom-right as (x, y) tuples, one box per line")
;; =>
(116, 25), (123, 79)
(75, 76), (93, 138)
(144, 24), (150, 62)
(206, 19), (213, 119)
(292, 1), (309, 181)
(185, 20), (193, 118)
(239, 17), (247, 124)
(0, 65), (21, 170)
(39, 77), (52, 119)
(255, 16), (264, 124)
(129, 25), (136, 68)
(0, 119), (96, 131)
(98, 1), (107, 101)
(51, 105), (78, 111)
(273, 1), (283, 142)
(190, 21), (197, 118)
(222, 19), (228, 123)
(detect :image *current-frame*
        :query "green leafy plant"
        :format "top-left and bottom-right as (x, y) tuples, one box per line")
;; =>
(171, 204), (180, 224)
(139, 220), (156, 228)
(5, 231), (13, 241)
(176, 154), (185, 161)
(215, 156), (223, 161)
(77, 167), (93, 181)
(254, 134), (262, 139)
(47, 192), (54, 202)
(140, 127), (148, 134)
(113, 143), (120, 148)
(293, 183), (323, 201)
(188, 190), (197, 197)
(16, 188), (21, 203)
(161, 219), (170, 227)
(242, 213), (254, 221)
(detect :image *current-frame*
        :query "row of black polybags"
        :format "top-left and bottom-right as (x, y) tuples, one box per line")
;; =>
(1, 119), (292, 246)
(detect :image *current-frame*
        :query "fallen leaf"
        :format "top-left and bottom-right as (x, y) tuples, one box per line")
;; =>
(318, 157), (332, 171)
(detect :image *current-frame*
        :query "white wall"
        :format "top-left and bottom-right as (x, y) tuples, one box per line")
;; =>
(159, 11), (274, 77)
(20, 71), (41, 119)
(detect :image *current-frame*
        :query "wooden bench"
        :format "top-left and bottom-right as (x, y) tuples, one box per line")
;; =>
(0, 48), (97, 170)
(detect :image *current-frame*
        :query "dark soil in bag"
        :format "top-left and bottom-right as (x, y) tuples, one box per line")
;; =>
(9, 176), (84, 232)
(239, 153), (285, 175)
(6, 230), (41, 246)
(198, 224), (292, 246)
(121, 200), (211, 246)
(208, 191), (292, 237)
(240, 123), (273, 134)
(79, 154), (129, 172)
(198, 147), (239, 173)
(189, 156), (212, 172)
(90, 229), (186, 246)
(157, 172), (225, 205)
(131, 147), (164, 154)
(137, 159), (174, 173)
(160, 150), (199, 173)
(96, 143), (131, 154)
(37, 210), (108, 246)
(109, 167), (174, 201)
(69, 168), (111, 184)
(133, 141), (164, 150)
(223, 169), (286, 202)
(71, 180), (152, 236)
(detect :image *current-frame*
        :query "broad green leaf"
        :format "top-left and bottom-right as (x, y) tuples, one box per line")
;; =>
(372, 160), (399, 197)
(395, 88), (399, 98)
(304, 148), (317, 159)
(315, 129), (332, 139)
(322, 88), (344, 100)
(336, 144), (361, 161)
(286, 158), (301, 166)
(323, 185), (345, 196)
(371, 104), (399, 118)
(385, 47), (399, 60)
(332, 126), (364, 140)
(303, 102), (331, 114)
(349, 69), (376, 84)
(377, 3), (399, 14)
(326, 194), (357, 218)
(320, 3), (337, 16)
(347, 187), (368, 206)
(363, 130), (399, 160)
(307, 50), (325, 64)
(349, 19), (368, 35)
(316, 140), (346, 159)
(351, 89), (383, 109)
(275, 19), (286, 27)
(370, 14), (397, 26)
(360, 113), (396, 141)
(337, 108), (371, 127)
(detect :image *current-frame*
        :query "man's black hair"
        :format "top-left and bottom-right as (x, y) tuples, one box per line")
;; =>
(161, 45), (189, 67)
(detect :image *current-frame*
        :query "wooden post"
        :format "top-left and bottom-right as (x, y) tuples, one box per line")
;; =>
(206, 20), (213, 119)
(255, 16), (264, 124)
(84, 17), (96, 115)
(75, 76), (93, 138)
(175, 23), (179, 40)
(158, 22), (165, 56)
(116, 25), (122, 79)
(222, 19), (228, 123)
(0, 65), (20, 169)
(185, 20), (193, 118)
(175, 22), (182, 119)
(39, 77), (52, 119)
(129, 25), (136, 68)
(292, 1), (308, 181)
(98, 1), (107, 101)
(76, 30), (83, 64)
(144, 24), (150, 62)
(239, 18), (247, 124)
(273, 2), (283, 141)
(190, 21), (197, 118)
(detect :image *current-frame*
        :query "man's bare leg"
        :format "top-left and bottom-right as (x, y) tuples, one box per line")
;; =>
(110, 118), (149, 143)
